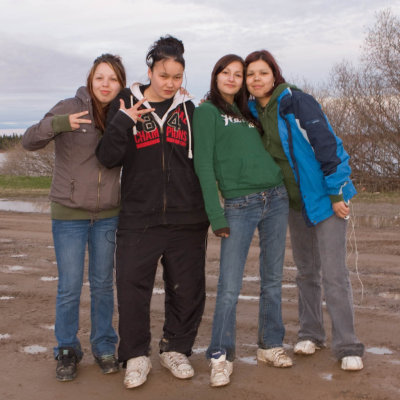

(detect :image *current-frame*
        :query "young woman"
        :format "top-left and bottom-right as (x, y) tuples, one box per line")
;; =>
(22, 54), (126, 381)
(245, 50), (365, 371)
(193, 54), (292, 388)
(96, 36), (209, 389)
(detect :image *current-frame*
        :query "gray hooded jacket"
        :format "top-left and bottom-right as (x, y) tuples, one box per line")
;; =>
(22, 87), (121, 215)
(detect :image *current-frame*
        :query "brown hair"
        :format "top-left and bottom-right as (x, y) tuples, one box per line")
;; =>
(244, 50), (286, 98)
(86, 54), (126, 131)
(206, 54), (260, 130)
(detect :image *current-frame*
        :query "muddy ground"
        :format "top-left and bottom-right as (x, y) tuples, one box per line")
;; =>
(0, 200), (399, 400)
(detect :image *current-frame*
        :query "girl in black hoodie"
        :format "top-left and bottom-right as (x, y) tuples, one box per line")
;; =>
(96, 35), (209, 389)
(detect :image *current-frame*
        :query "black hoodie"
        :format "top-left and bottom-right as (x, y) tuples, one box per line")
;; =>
(96, 83), (208, 229)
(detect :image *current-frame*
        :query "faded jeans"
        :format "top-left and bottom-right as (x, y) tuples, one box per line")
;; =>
(289, 210), (364, 359)
(207, 185), (289, 361)
(52, 217), (118, 359)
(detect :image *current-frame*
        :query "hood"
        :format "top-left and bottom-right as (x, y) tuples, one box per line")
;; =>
(75, 86), (91, 103)
(248, 83), (299, 119)
(129, 82), (195, 159)
(130, 82), (194, 127)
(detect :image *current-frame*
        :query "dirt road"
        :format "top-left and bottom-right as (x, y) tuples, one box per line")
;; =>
(0, 201), (399, 400)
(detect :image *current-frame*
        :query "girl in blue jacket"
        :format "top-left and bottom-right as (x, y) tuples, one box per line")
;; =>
(245, 50), (364, 371)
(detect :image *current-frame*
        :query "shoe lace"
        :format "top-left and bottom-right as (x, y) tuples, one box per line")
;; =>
(271, 347), (287, 362)
(165, 352), (188, 369)
(211, 359), (228, 376)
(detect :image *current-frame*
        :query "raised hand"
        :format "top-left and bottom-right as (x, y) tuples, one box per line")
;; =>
(69, 111), (92, 130)
(119, 98), (155, 123)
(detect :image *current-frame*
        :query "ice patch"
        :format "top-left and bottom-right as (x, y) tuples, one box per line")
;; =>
(0, 334), (11, 340)
(41, 324), (55, 331)
(379, 292), (400, 300)
(153, 288), (165, 295)
(192, 347), (207, 354)
(238, 356), (257, 365)
(47, 246), (54, 249)
(10, 254), (26, 258)
(2, 265), (29, 272)
(40, 276), (58, 281)
(282, 284), (296, 288)
(243, 276), (259, 282)
(0, 238), (13, 243)
(320, 373), (333, 381)
(238, 295), (258, 301)
(22, 345), (48, 354)
(0, 296), (15, 300)
(366, 347), (393, 355)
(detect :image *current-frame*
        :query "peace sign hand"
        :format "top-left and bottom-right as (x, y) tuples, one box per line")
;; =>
(119, 98), (155, 123)
(69, 111), (92, 130)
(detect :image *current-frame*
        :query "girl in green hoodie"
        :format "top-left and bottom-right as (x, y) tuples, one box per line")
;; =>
(193, 54), (292, 388)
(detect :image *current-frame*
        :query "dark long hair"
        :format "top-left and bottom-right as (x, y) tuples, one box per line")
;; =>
(146, 35), (185, 70)
(206, 54), (259, 129)
(87, 54), (126, 131)
(244, 50), (286, 98)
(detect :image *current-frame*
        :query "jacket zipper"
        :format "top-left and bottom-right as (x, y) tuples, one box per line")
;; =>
(96, 169), (101, 214)
(159, 125), (167, 219)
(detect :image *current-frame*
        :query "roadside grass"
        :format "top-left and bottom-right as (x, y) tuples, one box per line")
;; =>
(0, 174), (399, 203)
(0, 175), (51, 197)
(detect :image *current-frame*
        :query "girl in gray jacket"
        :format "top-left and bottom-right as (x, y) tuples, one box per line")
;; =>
(22, 54), (127, 382)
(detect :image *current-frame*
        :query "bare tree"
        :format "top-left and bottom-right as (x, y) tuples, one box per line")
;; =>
(0, 141), (54, 176)
(315, 9), (400, 191)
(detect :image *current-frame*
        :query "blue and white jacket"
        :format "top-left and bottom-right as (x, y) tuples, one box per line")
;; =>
(249, 87), (357, 226)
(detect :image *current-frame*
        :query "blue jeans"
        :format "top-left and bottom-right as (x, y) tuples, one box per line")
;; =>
(207, 186), (289, 361)
(52, 217), (118, 359)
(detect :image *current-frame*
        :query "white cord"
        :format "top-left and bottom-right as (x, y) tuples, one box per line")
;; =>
(346, 201), (364, 304)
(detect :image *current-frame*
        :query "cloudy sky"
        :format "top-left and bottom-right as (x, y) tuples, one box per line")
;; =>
(1, 0), (399, 129)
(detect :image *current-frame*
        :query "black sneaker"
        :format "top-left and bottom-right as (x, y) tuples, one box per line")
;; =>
(94, 354), (120, 374)
(56, 347), (79, 382)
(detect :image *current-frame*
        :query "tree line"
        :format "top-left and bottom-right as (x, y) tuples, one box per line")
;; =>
(1, 10), (399, 191)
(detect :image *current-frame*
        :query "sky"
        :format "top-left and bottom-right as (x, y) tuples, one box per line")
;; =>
(1, 0), (399, 130)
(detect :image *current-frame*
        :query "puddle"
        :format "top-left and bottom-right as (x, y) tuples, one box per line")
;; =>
(238, 356), (257, 365)
(0, 199), (50, 213)
(40, 276), (58, 281)
(366, 347), (393, 355)
(0, 296), (15, 300)
(320, 373), (333, 381)
(22, 345), (48, 354)
(379, 292), (400, 300)
(0, 334), (11, 340)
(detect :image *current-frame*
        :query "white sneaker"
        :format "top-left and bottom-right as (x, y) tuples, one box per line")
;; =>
(124, 356), (152, 389)
(257, 347), (293, 368)
(341, 356), (363, 371)
(294, 340), (320, 355)
(210, 354), (233, 387)
(159, 351), (194, 379)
